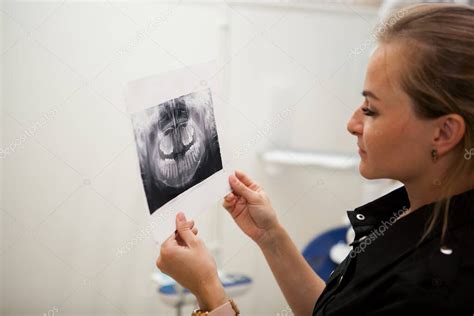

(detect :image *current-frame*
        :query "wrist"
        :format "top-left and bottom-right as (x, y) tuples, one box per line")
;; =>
(196, 276), (227, 311)
(257, 223), (287, 250)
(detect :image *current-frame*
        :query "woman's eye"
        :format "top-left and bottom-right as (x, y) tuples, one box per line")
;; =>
(362, 107), (376, 116)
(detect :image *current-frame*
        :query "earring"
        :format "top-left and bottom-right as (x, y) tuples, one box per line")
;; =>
(431, 149), (439, 163)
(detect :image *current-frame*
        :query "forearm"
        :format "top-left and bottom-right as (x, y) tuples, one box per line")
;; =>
(258, 225), (326, 316)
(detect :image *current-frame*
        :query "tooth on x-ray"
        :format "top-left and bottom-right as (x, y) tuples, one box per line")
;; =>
(131, 88), (223, 214)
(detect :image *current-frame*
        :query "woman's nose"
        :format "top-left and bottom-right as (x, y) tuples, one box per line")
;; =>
(347, 109), (363, 136)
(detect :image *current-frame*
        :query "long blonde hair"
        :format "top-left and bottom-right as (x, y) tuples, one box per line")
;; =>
(377, 4), (474, 245)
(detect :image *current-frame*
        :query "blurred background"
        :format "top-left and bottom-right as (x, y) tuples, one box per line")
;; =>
(1, 0), (470, 315)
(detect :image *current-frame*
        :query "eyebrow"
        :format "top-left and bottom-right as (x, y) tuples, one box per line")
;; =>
(362, 90), (380, 101)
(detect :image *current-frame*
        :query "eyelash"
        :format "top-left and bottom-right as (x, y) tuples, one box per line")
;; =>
(362, 106), (376, 116)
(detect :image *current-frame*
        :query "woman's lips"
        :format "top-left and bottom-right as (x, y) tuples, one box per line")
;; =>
(358, 147), (366, 155)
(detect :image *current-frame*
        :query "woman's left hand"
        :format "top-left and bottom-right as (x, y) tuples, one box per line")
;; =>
(156, 212), (227, 310)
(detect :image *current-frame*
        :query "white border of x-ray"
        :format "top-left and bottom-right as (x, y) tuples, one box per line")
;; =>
(125, 61), (231, 244)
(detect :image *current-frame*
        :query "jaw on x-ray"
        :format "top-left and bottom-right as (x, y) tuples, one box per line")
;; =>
(131, 88), (223, 214)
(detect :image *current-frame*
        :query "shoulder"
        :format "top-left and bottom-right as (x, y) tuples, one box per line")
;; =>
(377, 222), (474, 311)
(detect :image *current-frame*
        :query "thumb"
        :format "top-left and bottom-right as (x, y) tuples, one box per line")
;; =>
(175, 212), (196, 247)
(229, 174), (258, 202)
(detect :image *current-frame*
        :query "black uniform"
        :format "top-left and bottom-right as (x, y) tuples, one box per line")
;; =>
(312, 186), (474, 315)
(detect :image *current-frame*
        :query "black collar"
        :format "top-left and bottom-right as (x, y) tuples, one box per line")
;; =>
(345, 185), (474, 288)
(347, 186), (410, 243)
(347, 185), (474, 243)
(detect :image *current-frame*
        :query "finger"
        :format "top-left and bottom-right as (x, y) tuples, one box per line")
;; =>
(163, 231), (177, 245)
(164, 231), (179, 246)
(235, 170), (258, 188)
(224, 192), (235, 201)
(174, 219), (197, 245)
(223, 192), (235, 205)
(167, 237), (178, 248)
(229, 174), (258, 202)
(174, 220), (195, 233)
(175, 212), (197, 246)
(223, 196), (237, 212)
(174, 229), (183, 245)
(178, 225), (198, 235)
(223, 193), (236, 209)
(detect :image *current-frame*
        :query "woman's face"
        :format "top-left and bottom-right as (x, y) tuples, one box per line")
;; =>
(347, 42), (435, 182)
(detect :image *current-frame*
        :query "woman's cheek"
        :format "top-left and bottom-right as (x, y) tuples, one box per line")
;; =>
(366, 120), (387, 150)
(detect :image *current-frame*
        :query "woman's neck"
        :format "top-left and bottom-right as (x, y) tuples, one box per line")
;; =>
(402, 173), (474, 218)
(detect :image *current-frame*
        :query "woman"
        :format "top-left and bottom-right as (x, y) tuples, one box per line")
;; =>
(156, 4), (474, 315)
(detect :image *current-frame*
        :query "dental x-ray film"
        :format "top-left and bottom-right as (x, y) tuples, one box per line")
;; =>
(126, 62), (231, 243)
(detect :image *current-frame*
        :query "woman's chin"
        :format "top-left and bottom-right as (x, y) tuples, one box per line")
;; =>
(359, 165), (387, 180)
(358, 162), (375, 179)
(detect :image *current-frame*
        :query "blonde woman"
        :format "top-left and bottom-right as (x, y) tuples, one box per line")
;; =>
(156, 4), (474, 315)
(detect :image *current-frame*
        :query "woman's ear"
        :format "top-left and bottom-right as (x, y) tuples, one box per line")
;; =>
(432, 114), (466, 155)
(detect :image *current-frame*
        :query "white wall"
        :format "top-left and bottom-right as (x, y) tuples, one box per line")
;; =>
(1, 1), (381, 315)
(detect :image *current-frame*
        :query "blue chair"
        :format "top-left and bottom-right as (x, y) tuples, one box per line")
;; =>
(302, 226), (349, 282)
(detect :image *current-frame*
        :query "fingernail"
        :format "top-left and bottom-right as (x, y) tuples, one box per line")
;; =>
(177, 212), (185, 222)
(230, 175), (237, 183)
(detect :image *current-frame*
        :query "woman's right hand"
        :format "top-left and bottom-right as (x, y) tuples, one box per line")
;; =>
(223, 170), (280, 246)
